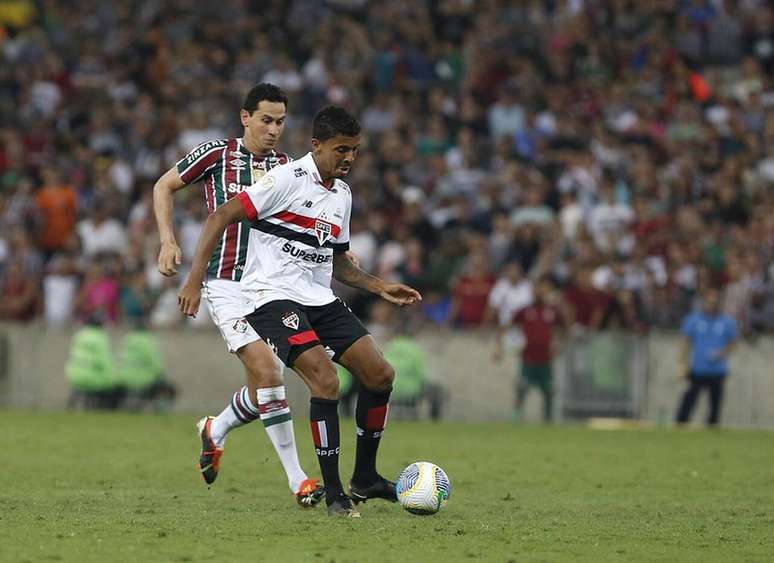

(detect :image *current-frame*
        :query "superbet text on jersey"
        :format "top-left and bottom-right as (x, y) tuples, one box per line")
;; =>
(236, 152), (352, 312)
(176, 138), (290, 281)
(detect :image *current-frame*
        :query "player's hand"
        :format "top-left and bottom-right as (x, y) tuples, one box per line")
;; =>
(345, 250), (361, 269)
(379, 283), (422, 306)
(158, 241), (182, 276)
(178, 280), (202, 317)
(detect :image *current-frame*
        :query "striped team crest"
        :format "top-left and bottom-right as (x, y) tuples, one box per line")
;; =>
(311, 420), (328, 448)
(314, 219), (333, 246)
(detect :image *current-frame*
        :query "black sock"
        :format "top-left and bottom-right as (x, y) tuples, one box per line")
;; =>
(309, 397), (343, 501)
(353, 388), (391, 484)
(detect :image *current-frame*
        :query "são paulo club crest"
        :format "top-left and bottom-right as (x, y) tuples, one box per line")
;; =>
(314, 219), (332, 245)
(282, 311), (300, 330)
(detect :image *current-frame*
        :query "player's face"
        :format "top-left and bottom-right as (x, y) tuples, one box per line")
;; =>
(241, 101), (286, 154)
(311, 135), (361, 180)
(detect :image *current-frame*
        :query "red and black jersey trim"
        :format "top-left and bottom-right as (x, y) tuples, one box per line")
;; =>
(253, 219), (336, 249)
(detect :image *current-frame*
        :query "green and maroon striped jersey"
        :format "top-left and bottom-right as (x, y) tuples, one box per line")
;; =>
(175, 138), (291, 281)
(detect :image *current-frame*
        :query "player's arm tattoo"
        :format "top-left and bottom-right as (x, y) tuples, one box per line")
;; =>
(332, 250), (385, 294)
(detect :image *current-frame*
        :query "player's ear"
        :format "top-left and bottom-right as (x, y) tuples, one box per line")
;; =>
(311, 138), (321, 153)
(239, 109), (251, 127)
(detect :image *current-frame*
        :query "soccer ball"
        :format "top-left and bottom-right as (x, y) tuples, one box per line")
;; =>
(395, 461), (451, 515)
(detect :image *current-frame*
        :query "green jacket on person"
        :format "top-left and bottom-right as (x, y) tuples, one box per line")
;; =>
(64, 326), (116, 392)
(117, 330), (164, 390)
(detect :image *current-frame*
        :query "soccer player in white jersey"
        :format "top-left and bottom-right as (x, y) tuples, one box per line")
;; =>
(153, 84), (323, 507)
(178, 106), (422, 517)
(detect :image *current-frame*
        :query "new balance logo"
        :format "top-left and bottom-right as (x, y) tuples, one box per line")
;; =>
(303, 200), (313, 208)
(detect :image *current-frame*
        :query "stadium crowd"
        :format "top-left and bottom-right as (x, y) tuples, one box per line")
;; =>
(1, 0), (774, 337)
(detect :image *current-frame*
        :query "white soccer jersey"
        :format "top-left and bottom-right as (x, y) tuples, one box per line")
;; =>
(236, 152), (351, 311)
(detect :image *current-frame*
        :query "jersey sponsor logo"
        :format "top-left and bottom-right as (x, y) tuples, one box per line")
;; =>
(281, 242), (333, 263)
(233, 318), (249, 334)
(314, 219), (332, 245)
(186, 140), (227, 162)
(227, 182), (247, 194)
(282, 311), (300, 330)
(294, 167), (308, 177)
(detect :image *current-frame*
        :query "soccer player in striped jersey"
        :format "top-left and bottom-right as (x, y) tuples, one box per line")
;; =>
(153, 83), (323, 507)
(177, 106), (422, 517)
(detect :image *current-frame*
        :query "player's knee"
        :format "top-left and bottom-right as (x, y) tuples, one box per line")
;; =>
(306, 362), (339, 399)
(365, 361), (394, 392)
(240, 344), (283, 387)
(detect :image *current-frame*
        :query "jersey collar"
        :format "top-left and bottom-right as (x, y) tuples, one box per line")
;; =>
(301, 152), (334, 191)
(237, 137), (275, 158)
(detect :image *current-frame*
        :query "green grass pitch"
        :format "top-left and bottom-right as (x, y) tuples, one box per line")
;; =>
(3, 411), (773, 562)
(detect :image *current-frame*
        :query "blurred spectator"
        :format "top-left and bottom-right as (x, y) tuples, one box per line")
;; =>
(76, 198), (128, 259)
(0, 258), (39, 321)
(74, 259), (120, 324)
(42, 254), (79, 327)
(497, 278), (567, 423)
(65, 314), (123, 410)
(120, 268), (155, 322)
(676, 287), (738, 427)
(486, 262), (533, 328)
(448, 251), (496, 327)
(34, 168), (78, 259)
(564, 267), (611, 331)
(117, 319), (176, 412)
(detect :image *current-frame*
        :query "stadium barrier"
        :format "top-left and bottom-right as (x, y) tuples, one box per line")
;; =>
(557, 331), (649, 421)
(1, 323), (772, 428)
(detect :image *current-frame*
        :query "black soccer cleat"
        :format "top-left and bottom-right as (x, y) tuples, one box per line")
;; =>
(326, 493), (361, 518)
(349, 475), (398, 505)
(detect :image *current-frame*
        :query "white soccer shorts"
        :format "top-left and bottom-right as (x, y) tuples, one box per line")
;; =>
(201, 276), (260, 353)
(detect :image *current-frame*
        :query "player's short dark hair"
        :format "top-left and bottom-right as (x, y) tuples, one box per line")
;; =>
(242, 83), (288, 114)
(312, 106), (361, 142)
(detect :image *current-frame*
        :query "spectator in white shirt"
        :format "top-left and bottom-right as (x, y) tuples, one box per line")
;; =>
(77, 199), (128, 259)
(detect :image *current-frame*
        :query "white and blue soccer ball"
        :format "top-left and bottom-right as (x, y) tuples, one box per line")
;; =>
(395, 461), (451, 515)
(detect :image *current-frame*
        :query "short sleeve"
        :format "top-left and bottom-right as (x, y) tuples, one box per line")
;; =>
(332, 192), (351, 252)
(237, 167), (295, 222)
(176, 140), (227, 184)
